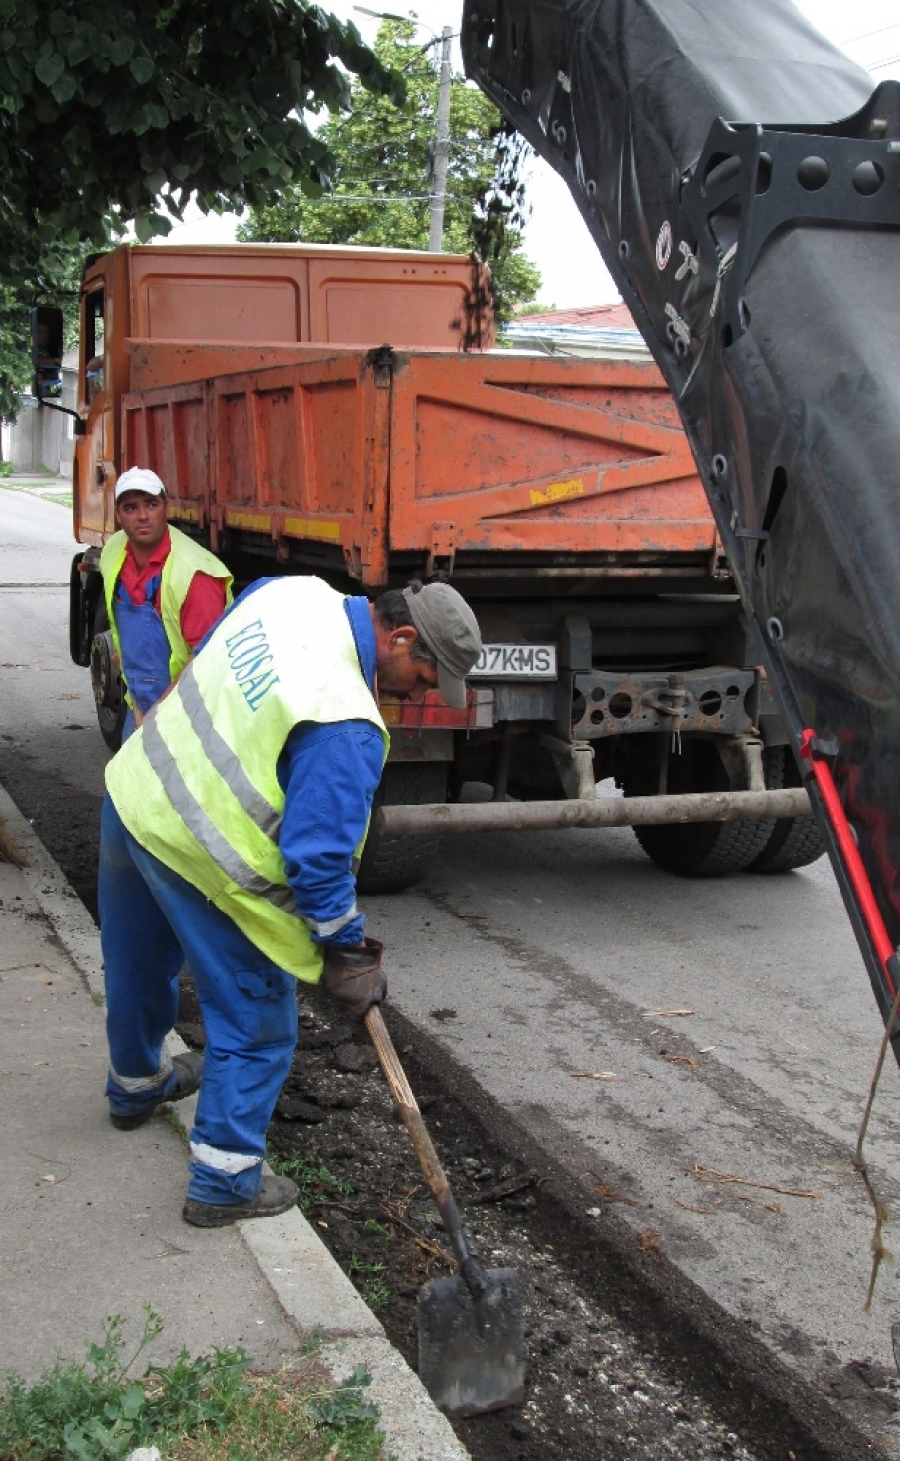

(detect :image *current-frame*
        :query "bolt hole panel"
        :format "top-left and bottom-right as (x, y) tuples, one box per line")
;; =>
(609, 691), (633, 719)
(852, 159), (884, 195)
(698, 689), (723, 717)
(797, 155), (830, 190)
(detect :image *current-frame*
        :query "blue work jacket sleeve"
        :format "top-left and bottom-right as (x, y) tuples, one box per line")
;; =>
(277, 720), (385, 947)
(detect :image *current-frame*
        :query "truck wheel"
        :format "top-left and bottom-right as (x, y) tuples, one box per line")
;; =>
(356, 763), (447, 895)
(90, 601), (126, 753)
(629, 738), (776, 877)
(748, 746), (825, 874)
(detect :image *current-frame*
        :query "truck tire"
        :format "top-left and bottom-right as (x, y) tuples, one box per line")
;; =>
(629, 738), (776, 877)
(748, 745), (825, 874)
(356, 762), (447, 895)
(90, 600), (127, 754)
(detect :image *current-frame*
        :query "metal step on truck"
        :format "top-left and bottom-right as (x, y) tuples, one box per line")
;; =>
(54, 241), (819, 893)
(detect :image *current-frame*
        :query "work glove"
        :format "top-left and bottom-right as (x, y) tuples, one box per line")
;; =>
(321, 937), (386, 1020)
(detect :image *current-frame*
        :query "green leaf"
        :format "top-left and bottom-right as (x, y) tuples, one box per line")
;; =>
(67, 36), (91, 66)
(109, 35), (135, 66)
(51, 72), (77, 104)
(144, 102), (168, 129)
(120, 1383), (145, 1420)
(129, 54), (154, 84)
(34, 52), (65, 87)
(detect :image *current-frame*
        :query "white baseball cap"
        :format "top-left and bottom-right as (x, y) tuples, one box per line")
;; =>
(114, 466), (166, 501)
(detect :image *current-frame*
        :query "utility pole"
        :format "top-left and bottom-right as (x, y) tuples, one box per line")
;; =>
(428, 25), (453, 252)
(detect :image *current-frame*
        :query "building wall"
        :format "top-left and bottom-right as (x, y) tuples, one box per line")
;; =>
(6, 363), (78, 477)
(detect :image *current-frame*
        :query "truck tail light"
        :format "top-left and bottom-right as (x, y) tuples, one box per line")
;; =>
(380, 688), (494, 730)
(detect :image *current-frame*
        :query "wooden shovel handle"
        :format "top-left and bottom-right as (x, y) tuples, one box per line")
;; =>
(365, 1006), (451, 1207)
(364, 1006), (487, 1292)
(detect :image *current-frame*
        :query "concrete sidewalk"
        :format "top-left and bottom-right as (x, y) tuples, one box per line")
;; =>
(0, 783), (467, 1460)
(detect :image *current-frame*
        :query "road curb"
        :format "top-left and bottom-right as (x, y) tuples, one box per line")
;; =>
(0, 783), (469, 1461)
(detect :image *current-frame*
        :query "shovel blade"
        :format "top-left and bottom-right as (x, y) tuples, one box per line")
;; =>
(418, 1267), (525, 1417)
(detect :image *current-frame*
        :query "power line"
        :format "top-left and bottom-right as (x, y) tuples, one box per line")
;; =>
(297, 193), (455, 203)
(839, 22), (900, 46)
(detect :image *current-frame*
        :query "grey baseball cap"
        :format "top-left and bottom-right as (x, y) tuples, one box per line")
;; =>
(401, 582), (482, 709)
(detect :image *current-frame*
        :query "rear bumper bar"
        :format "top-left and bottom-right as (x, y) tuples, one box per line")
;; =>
(378, 787), (811, 836)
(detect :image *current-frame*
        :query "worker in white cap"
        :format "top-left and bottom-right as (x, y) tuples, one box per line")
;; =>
(99, 467), (233, 738)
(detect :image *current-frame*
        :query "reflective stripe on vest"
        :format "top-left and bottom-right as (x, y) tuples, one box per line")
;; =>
(141, 711), (300, 919)
(177, 662), (282, 841)
(106, 577), (388, 979)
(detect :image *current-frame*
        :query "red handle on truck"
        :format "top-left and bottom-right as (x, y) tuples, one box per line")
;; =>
(798, 728), (896, 985)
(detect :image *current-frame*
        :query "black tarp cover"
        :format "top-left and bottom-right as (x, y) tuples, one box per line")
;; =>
(462, 0), (900, 1032)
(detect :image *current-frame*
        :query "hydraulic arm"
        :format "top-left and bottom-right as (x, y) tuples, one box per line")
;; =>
(462, 0), (900, 1053)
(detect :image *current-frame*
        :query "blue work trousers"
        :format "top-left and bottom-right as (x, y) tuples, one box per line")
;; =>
(99, 796), (298, 1205)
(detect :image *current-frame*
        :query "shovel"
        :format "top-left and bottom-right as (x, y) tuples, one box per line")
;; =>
(364, 1006), (525, 1417)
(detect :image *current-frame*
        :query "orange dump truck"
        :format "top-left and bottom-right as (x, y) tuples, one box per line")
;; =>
(64, 242), (819, 890)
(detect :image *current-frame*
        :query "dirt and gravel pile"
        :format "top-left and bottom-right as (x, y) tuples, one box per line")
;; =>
(181, 978), (761, 1461)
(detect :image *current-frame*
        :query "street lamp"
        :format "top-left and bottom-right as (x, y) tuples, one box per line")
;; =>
(353, 8), (454, 252)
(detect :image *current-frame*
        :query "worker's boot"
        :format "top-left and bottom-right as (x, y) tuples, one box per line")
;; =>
(182, 1174), (299, 1228)
(109, 1051), (204, 1131)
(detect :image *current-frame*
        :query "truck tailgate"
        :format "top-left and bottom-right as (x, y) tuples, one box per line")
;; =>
(388, 351), (710, 571)
(122, 346), (713, 586)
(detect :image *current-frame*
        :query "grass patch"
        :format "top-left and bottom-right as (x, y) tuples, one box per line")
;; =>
(348, 1256), (391, 1312)
(42, 491), (73, 508)
(268, 1151), (355, 1212)
(0, 1307), (393, 1461)
(0, 461), (12, 477)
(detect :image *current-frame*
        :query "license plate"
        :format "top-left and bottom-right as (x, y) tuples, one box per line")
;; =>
(469, 644), (557, 680)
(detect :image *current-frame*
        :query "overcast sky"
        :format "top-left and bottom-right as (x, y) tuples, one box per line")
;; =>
(161, 1), (900, 309)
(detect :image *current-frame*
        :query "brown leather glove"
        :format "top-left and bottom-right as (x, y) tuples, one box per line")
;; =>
(321, 937), (386, 1020)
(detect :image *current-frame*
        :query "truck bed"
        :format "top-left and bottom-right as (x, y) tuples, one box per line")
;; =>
(122, 344), (716, 588)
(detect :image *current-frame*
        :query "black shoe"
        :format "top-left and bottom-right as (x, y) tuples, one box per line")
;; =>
(182, 1174), (299, 1228)
(110, 1052), (204, 1131)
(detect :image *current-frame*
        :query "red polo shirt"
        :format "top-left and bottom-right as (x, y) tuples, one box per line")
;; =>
(118, 528), (227, 649)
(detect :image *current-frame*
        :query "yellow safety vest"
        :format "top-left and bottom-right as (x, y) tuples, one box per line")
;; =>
(106, 578), (389, 981)
(100, 525), (233, 702)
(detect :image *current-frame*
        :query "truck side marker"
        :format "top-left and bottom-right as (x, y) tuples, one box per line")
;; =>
(529, 476), (584, 507)
(283, 516), (342, 542)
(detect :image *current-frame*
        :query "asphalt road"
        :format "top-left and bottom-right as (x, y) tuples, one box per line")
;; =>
(3, 486), (900, 1451)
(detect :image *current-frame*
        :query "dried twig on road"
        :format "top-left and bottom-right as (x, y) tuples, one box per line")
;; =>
(568, 1070), (617, 1081)
(663, 1054), (700, 1073)
(853, 980), (900, 1309)
(637, 1227), (662, 1256)
(378, 1201), (453, 1265)
(592, 1180), (640, 1207)
(642, 1008), (695, 1018)
(689, 1164), (822, 1200)
(472, 1175), (533, 1204)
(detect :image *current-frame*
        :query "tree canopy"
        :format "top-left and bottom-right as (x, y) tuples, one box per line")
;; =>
(0, 0), (402, 295)
(239, 20), (540, 320)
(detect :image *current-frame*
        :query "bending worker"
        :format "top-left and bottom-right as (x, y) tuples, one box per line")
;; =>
(100, 466), (233, 737)
(99, 575), (482, 1227)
